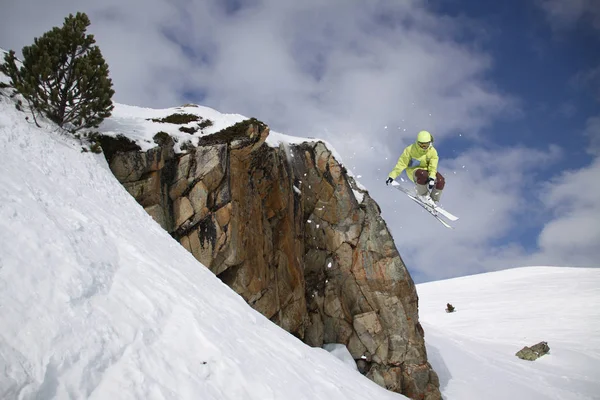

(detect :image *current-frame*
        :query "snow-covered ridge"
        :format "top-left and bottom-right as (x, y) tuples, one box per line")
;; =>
(98, 102), (362, 185)
(99, 102), (322, 152)
(99, 102), (247, 152)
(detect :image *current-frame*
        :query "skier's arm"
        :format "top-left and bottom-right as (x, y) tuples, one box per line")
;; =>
(388, 147), (411, 180)
(428, 148), (439, 178)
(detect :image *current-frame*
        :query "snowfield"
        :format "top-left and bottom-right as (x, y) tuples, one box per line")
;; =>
(1, 93), (599, 400)
(418, 267), (600, 400)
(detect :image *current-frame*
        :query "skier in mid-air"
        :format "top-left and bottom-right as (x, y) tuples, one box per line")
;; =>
(385, 130), (445, 205)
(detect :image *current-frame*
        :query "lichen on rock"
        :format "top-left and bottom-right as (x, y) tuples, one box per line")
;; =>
(516, 341), (550, 361)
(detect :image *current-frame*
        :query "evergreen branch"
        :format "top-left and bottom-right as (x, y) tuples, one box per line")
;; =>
(7, 12), (113, 132)
(23, 96), (42, 128)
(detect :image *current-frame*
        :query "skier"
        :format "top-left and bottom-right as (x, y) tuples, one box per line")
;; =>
(385, 130), (445, 205)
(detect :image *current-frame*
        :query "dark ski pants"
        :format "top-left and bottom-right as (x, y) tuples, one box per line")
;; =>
(414, 169), (445, 201)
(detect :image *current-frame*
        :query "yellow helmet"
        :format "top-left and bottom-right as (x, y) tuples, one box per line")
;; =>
(417, 130), (432, 143)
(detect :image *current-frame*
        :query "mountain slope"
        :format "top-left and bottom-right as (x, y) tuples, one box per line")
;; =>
(0, 96), (405, 399)
(2, 82), (599, 399)
(417, 266), (600, 400)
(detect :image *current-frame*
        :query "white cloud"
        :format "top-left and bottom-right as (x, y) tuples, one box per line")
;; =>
(574, 65), (600, 93)
(536, 0), (600, 30)
(0, 0), (516, 139)
(585, 116), (600, 155)
(559, 102), (577, 118)
(532, 157), (600, 266)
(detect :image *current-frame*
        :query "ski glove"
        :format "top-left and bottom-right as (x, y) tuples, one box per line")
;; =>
(427, 177), (435, 190)
(386, 177), (393, 185)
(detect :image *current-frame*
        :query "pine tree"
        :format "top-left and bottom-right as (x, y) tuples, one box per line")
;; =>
(0, 12), (115, 131)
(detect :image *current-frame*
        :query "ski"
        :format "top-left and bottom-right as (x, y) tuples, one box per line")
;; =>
(391, 182), (459, 221)
(405, 193), (453, 229)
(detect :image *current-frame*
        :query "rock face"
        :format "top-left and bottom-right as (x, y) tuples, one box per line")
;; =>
(516, 342), (550, 361)
(103, 120), (441, 400)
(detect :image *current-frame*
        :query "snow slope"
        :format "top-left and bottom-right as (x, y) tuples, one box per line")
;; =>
(418, 266), (600, 400)
(0, 95), (405, 399)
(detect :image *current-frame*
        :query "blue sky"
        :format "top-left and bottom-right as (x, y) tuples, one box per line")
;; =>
(423, 0), (600, 262)
(433, 0), (598, 157)
(1, 0), (599, 282)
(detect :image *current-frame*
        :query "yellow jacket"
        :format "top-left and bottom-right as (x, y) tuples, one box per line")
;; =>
(388, 141), (439, 182)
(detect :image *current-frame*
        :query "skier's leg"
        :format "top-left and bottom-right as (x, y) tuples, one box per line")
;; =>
(413, 169), (430, 196)
(430, 172), (445, 202)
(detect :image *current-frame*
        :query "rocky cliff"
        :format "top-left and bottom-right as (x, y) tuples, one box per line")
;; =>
(101, 119), (441, 400)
